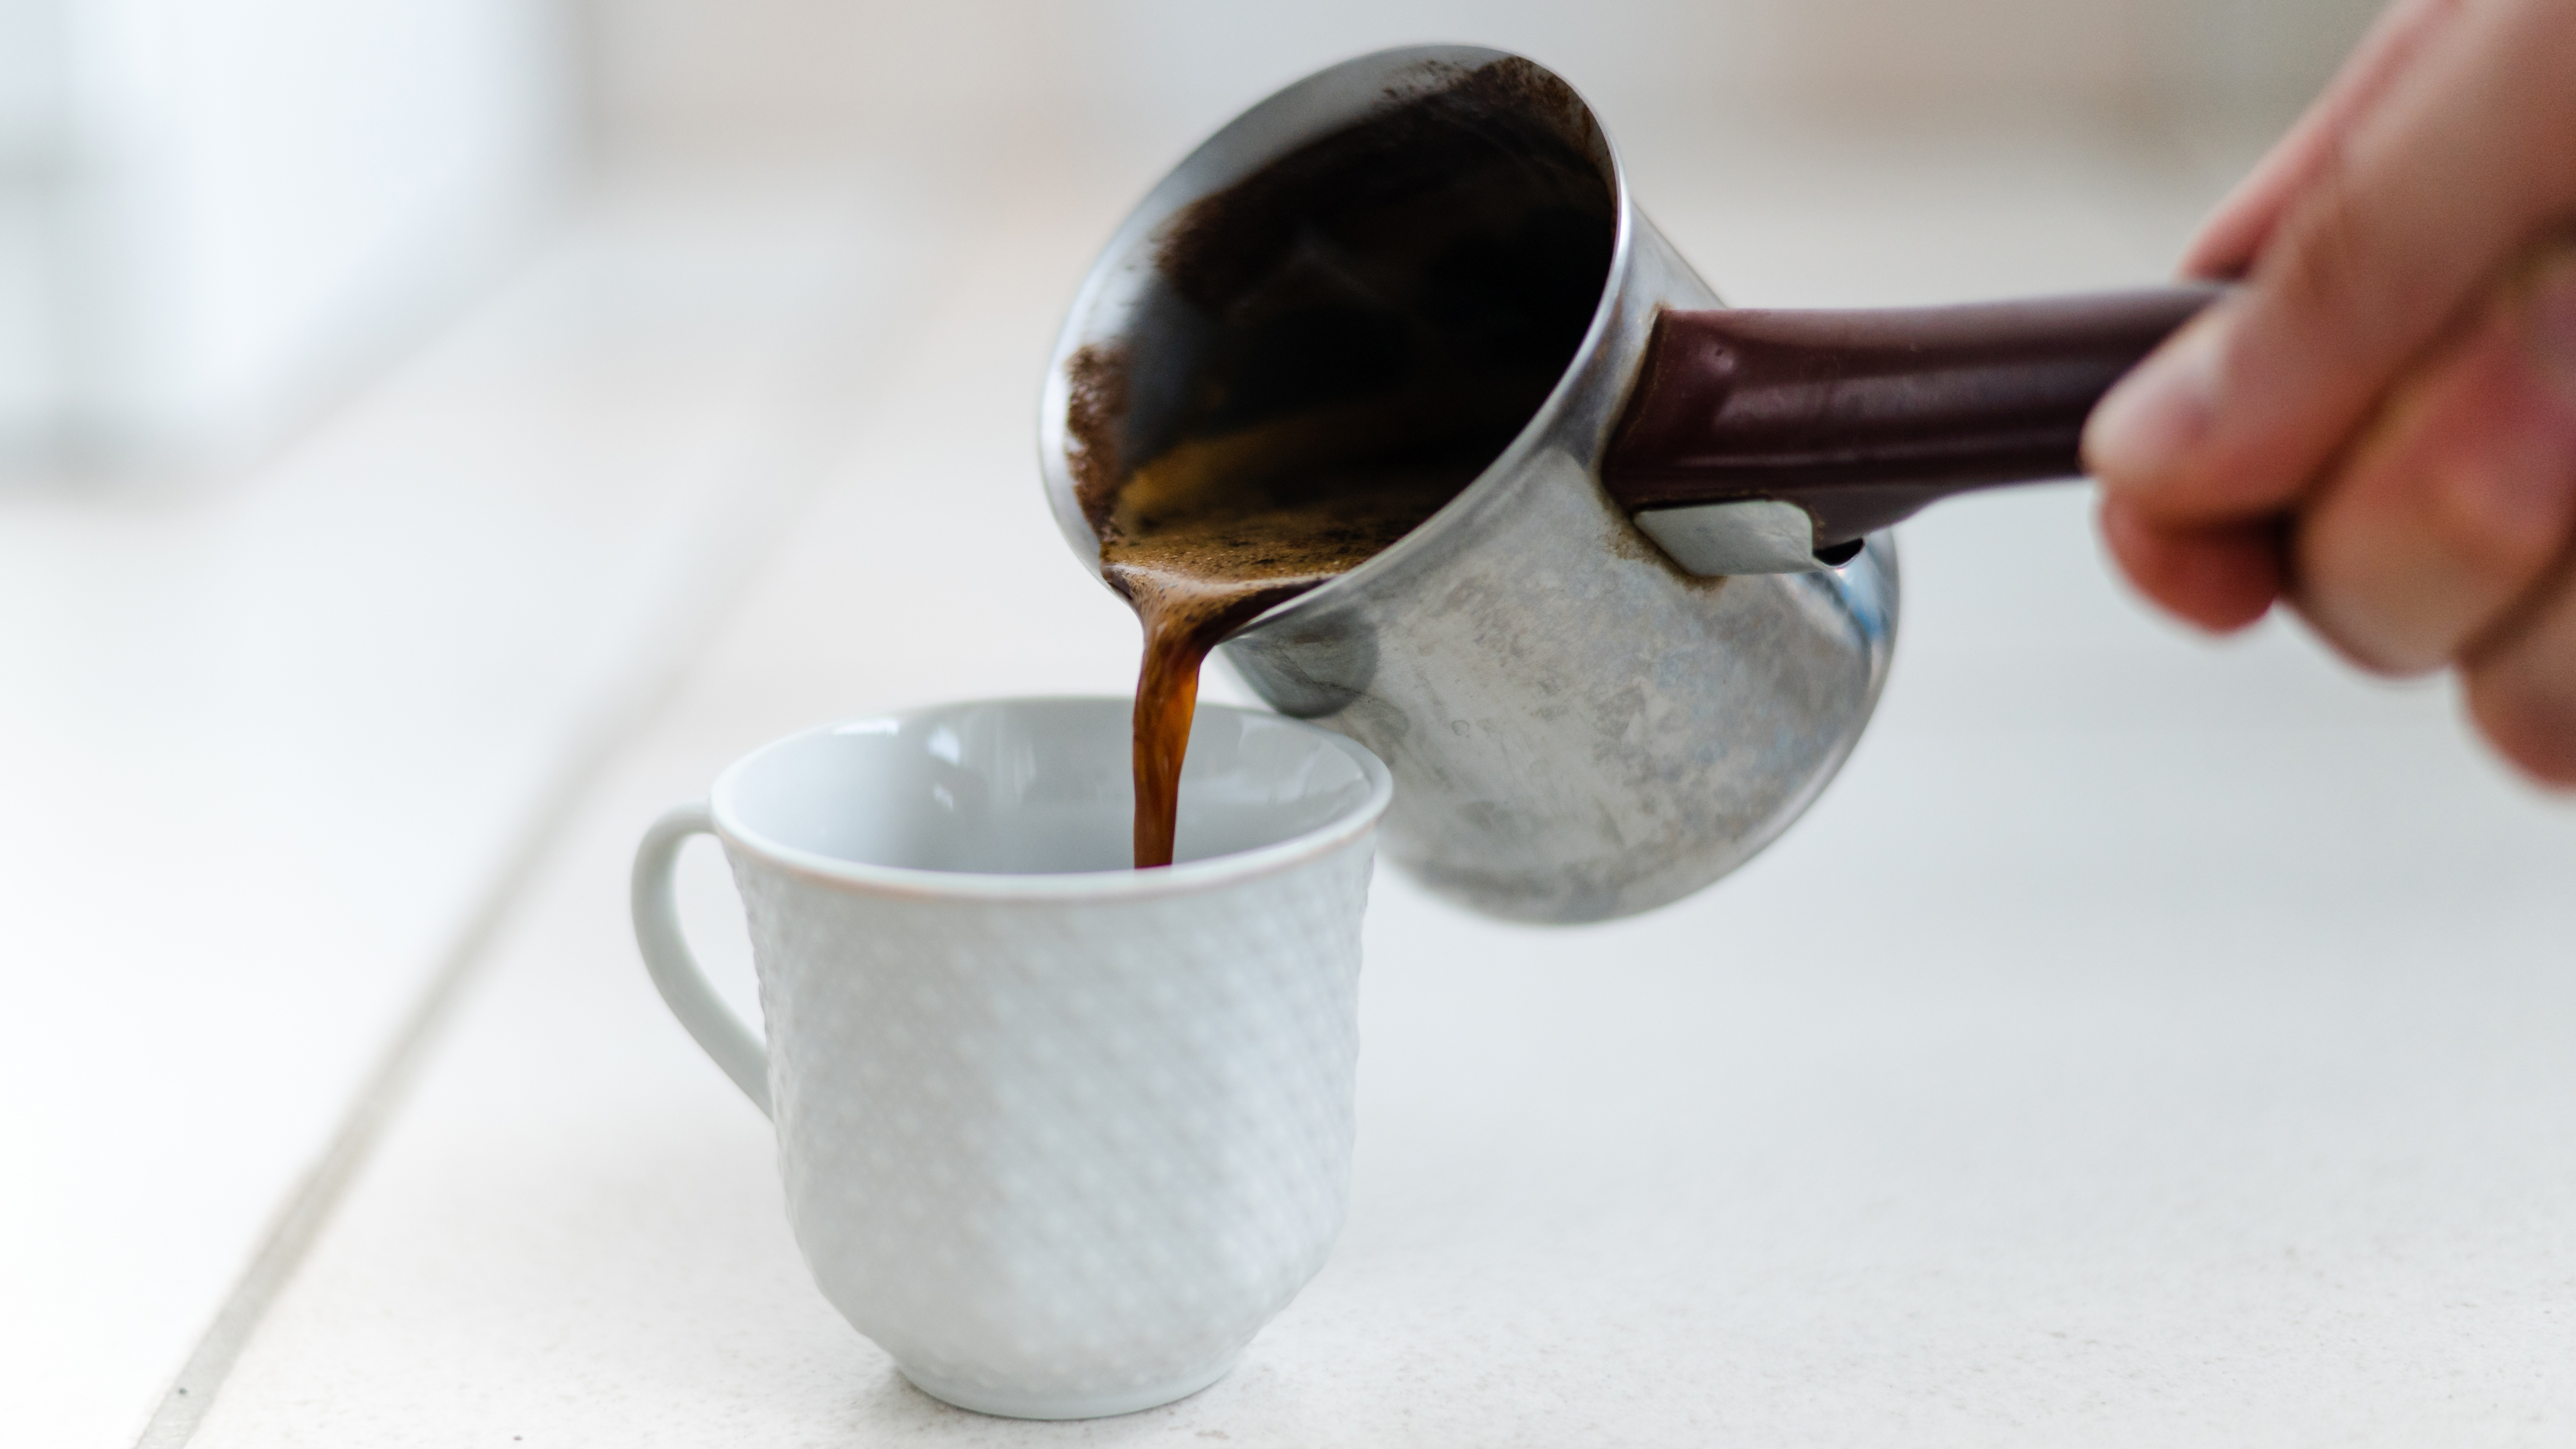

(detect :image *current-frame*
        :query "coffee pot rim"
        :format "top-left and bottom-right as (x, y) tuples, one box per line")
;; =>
(1036, 43), (1643, 632)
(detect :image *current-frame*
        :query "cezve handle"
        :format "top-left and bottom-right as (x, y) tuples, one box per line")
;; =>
(1603, 285), (2221, 572)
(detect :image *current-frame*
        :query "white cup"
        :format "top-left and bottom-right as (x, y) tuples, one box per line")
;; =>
(630, 697), (1391, 1419)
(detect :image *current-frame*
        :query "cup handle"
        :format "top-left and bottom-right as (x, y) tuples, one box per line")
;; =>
(631, 802), (773, 1117)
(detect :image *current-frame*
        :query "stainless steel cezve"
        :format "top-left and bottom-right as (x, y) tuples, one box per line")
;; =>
(1040, 44), (1898, 924)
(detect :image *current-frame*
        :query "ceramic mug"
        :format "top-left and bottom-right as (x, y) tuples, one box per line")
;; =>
(630, 697), (1392, 1420)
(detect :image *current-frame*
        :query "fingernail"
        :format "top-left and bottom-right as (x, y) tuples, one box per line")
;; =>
(2085, 309), (2225, 492)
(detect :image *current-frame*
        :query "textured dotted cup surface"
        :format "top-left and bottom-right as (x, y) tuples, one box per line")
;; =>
(652, 699), (1389, 1421)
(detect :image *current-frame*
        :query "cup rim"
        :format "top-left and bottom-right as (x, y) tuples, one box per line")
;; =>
(706, 696), (1393, 901)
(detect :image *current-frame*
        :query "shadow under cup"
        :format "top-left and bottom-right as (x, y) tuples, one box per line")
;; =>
(634, 698), (1391, 1421)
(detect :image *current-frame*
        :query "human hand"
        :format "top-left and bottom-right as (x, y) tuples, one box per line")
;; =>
(2081, 0), (2576, 786)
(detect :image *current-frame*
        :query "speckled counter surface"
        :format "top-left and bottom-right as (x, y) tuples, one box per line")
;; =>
(173, 118), (2576, 1445)
(0, 172), (928, 1449)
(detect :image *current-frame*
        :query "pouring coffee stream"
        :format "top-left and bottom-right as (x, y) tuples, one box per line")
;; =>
(1054, 47), (2217, 904)
(1077, 60), (1613, 867)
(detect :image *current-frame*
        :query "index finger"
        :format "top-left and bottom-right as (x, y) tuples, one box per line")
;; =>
(2186, 0), (2465, 281)
(2087, 0), (2576, 525)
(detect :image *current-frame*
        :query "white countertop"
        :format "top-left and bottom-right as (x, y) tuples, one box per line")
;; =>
(22, 113), (2576, 1447)
(0, 170), (932, 1449)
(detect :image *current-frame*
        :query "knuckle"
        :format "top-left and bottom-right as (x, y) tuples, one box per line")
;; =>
(2466, 645), (2576, 786)
(2429, 338), (2576, 575)
(2332, 317), (2576, 600)
(2465, 540), (2576, 716)
(2263, 147), (2384, 345)
(2419, 453), (2572, 583)
(2286, 519), (2436, 675)
(2289, 597), (2435, 677)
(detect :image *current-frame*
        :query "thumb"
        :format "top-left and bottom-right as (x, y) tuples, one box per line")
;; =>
(2085, 0), (2576, 524)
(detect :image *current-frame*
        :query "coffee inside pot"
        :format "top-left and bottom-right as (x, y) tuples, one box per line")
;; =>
(1066, 64), (1616, 867)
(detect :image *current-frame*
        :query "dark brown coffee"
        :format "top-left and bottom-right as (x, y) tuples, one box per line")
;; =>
(1067, 59), (1617, 867)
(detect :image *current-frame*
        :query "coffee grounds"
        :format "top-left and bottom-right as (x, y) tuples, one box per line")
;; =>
(1074, 58), (1616, 867)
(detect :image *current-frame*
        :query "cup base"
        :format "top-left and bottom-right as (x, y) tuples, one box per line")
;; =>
(899, 1355), (1239, 1421)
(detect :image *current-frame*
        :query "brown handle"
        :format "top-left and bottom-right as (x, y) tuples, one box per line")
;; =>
(1602, 285), (2223, 554)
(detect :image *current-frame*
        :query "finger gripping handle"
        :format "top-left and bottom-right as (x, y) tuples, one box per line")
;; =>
(631, 803), (772, 1117)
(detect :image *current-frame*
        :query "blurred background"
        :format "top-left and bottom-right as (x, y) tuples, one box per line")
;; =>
(3, 0), (2379, 479)
(48, 4), (2576, 1449)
